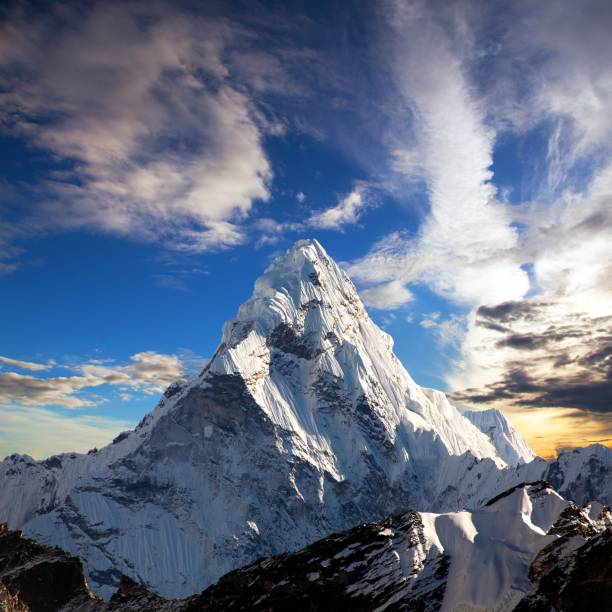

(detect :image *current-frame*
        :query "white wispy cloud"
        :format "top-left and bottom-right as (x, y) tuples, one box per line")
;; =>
(349, 2), (528, 306)
(492, 0), (612, 173)
(360, 280), (413, 310)
(0, 351), (189, 408)
(0, 371), (102, 408)
(79, 351), (186, 394)
(420, 313), (465, 347)
(0, 3), (275, 263)
(308, 186), (371, 230)
(0, 355), (53, 371)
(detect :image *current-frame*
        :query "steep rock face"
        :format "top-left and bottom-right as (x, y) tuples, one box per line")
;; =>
(0, 523), (178, 611)
(514, 499), (612, 611)
(0, 240), (508, 598)
(0, 522), (95, 611)
(464, 408), (536, 466)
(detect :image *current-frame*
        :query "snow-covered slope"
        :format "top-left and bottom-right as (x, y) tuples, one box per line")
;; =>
(463, 408), (536, 466)
(543, 443), (612, 506)
(188, 482), (611, 611)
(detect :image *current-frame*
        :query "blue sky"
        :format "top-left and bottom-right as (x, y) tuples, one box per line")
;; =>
(1, 0), (611, 458)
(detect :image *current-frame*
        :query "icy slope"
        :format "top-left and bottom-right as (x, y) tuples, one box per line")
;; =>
(464, 408), (536, 466)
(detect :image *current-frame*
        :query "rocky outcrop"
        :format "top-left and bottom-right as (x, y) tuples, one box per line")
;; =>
(515, 501), (612, 611)
(0, 522), (96, 611)
(0, 523), (179, 611)
(188, 511), (448, 611)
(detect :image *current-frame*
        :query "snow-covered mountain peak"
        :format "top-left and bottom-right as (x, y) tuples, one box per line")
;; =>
(218, 238), (368, 353)
(201, 239), (500, 465)
(3, 239), (609, 599)
(463, 407), (536, 466)
(252, 238), (348, 299)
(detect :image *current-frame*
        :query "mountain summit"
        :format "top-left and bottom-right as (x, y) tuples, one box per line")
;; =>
(464, 408), (536, 466)
(0, 239), (601, 599)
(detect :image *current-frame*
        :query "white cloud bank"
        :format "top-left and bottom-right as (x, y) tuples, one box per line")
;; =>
(347, 0), (612, 453)
(0, 3), (274, 261)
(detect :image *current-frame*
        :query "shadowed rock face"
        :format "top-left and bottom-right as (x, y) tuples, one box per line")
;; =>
(0, 524), (173, 611)
(0, 522), (93, 611)
(515, 506), (612, 612)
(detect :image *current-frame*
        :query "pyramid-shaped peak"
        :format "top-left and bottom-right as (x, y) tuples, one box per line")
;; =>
(249, 238), (356, 303)
(255, 239), (334, 289)
(217, 239), (367, 353)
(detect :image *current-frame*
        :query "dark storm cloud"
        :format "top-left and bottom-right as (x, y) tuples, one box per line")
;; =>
(527, 377), (612, 413)
(496, 334), (548, 350)
(452, 365), (612, 414)
(478, 321), (512, 333)
(478, 300), (595, 352)
(495, 326), (589, 351)
(578, 342), (612, 372)
(476, 301), (543, 323)
(455, 315), (612, 415)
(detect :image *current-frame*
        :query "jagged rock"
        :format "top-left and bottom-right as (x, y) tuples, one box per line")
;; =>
(0, 524), (182, 611)
(515, 507), (612, 611)
(0, 522), (96, 611)
(186, 511), (448, 611)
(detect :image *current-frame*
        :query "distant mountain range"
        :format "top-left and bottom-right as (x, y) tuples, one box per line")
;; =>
(0, 239), (610, 607)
